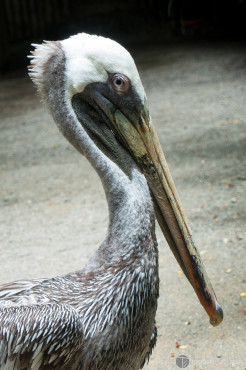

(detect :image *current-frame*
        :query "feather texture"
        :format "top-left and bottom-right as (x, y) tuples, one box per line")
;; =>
(1, 33), (159, 369)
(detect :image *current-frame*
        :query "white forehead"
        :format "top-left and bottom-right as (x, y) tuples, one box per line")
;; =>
(61, 33), (146, 102)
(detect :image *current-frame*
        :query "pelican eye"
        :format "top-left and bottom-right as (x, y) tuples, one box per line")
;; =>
(111, 73), (130, 92)
(114, 78), (123, 88)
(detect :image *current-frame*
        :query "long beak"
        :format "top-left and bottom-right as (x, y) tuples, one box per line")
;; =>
(95, 94), (223, 326)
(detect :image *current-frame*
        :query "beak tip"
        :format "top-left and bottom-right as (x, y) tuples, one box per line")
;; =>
(209, 302), (223, 327)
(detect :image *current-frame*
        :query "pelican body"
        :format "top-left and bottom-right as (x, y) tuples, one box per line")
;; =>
(0, 34), (223, 369)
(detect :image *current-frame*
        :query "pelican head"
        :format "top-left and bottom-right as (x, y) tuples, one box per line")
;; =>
(29, 33), (223, 327)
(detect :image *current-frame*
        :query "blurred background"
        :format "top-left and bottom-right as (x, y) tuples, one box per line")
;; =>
(1, 0), (246, 72)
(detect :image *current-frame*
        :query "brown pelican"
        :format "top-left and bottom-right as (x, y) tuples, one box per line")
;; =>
(0, 33), (223, 369)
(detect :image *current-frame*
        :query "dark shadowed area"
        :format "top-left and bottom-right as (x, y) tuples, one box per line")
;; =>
(0, 1), (246, 369)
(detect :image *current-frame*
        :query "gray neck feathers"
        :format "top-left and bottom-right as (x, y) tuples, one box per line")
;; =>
(29, 42), (156, 267)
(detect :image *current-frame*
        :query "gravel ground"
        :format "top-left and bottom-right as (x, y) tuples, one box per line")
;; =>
(0, 41), (246, 370)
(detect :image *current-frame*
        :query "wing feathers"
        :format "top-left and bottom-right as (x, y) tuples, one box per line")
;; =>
(0, 303), (84, 370)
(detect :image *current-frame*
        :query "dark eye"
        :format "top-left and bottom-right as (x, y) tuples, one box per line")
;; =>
(113, 78), (123, 88)
(111, 73), (130, 92)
